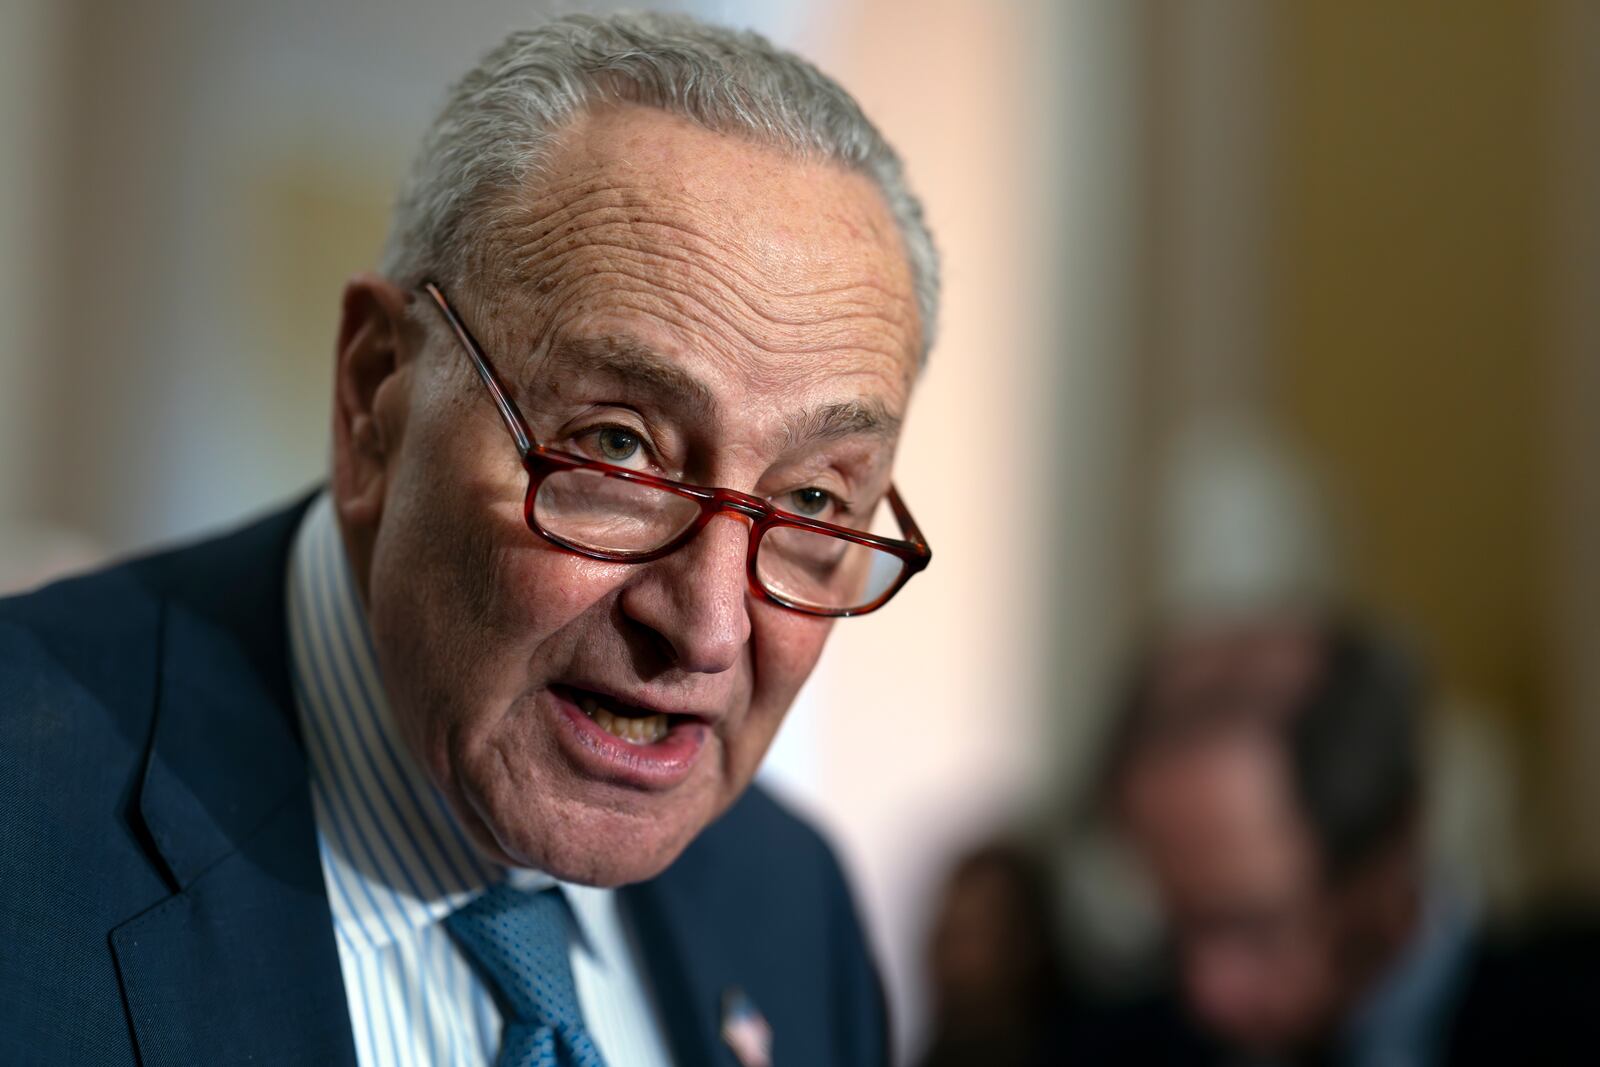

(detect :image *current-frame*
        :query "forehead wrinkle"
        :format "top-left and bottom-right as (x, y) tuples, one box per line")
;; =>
(500, 217), (916, 358)
(491, 143), (902, 292)
(499, 185), (778, 285)
(540, 268), (915, 389)
(483, 181), (919, 367)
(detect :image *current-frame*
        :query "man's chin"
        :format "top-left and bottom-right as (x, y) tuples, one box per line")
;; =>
(480, 799), (714, 887)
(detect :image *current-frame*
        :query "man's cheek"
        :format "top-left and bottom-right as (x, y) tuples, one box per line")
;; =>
(758, 614), (835, 687)
(497, 549), (625, 628)
(742, 617), (832, 748)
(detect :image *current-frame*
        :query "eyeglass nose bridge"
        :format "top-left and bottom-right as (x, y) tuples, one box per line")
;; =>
(701, 486), (772, 523)
(628, 486), (772, 597)
(688, 489), (776, 570)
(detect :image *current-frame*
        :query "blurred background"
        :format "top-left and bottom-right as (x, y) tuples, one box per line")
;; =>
(2, 1), (1598, 1063)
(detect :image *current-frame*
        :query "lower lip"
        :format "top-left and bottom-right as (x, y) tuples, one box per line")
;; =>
(548, 688), (711, 790)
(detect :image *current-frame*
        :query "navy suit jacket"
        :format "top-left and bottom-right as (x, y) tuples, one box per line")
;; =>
(0, 499), (888, 1066)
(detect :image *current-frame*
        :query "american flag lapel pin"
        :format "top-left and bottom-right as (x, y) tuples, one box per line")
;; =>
(720, 986), (773, 1067)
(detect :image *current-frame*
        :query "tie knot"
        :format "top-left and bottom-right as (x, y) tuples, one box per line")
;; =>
(446, 884), (606, 1067)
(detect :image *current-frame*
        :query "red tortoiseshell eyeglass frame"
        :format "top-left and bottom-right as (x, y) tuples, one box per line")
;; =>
(416, 281), (932, 618)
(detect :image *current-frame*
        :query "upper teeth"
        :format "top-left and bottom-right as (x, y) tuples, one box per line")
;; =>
(579, 693), (669, 745)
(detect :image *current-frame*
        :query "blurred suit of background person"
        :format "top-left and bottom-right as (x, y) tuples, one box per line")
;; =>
(4, 2), (1600, 1062)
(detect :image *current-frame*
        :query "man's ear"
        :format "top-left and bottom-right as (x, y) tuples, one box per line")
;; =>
(331, 273), (413, 530)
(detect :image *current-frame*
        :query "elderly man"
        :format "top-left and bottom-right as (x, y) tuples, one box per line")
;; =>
(0, 14), (934, 1066)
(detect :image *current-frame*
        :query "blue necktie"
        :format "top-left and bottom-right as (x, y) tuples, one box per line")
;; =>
(446, 884), (608, 1067)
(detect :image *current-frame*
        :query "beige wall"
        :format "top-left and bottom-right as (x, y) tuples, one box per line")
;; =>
(0, 2), (68, 514)
(1547, 0), (1600, 888)
(1272, 3), (1550, 730)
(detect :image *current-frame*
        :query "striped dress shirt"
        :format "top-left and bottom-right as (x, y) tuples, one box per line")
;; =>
(285, 492), (675, 1067)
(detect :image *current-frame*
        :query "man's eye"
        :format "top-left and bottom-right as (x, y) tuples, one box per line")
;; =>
(594, 427), (643, 464)
(787, 487), (836, 518)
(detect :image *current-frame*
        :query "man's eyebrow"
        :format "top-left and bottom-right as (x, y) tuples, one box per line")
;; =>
(536, 337), (899, 446)
(783, 398), (902, 448)
(539, 337), (717, 418)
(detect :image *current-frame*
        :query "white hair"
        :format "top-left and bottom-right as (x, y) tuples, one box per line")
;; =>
(380, 11), (940, 361)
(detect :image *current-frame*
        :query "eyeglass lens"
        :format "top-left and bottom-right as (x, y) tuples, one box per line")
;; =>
(530, 467), (907, 612)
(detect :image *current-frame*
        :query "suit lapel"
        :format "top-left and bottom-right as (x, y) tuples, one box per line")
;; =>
(621, 876), (741, 1067)
(112, 498), (355, 1066)
(111, 785), (356, 1066)
(135, 588), (312, 888)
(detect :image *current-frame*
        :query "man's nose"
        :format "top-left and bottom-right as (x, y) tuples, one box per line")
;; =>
(617, 512), (754, 675)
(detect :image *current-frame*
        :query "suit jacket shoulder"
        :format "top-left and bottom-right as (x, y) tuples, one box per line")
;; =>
(1442, 917), (1600, 1067)
(0, 499), (331, 1066)
(0, 558), (169, 1063)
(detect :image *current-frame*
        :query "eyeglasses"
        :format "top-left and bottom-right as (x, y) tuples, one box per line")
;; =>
(417, 282), (931, 618)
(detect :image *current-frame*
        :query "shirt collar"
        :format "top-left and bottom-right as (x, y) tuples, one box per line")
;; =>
(287, 492), (604, 955)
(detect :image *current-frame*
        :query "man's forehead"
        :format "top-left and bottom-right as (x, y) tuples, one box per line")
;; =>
(1131, 735), (1288, 836)
(1131, 736), (1320, 884)
(552, 103), (893, 228)
(474, 103), (923, 378)
(491, 106), (906, 266)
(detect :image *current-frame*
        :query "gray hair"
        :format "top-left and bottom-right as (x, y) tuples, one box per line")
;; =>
(380, 12), (940, 360)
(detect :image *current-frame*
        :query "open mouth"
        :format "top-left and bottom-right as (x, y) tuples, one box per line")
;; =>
(546, 683), (712, 789)
(555, 685), (694, 747)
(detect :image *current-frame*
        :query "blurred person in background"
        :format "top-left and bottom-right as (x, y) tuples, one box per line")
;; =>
(0, 12), (937, 1066)
(1081, 615), (1600, 1067)
(919, 841), (1075, 1067)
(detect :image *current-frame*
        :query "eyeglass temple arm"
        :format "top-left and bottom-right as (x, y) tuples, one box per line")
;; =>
(887, 485), (929, 555)
(420, 281), (535, 455)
